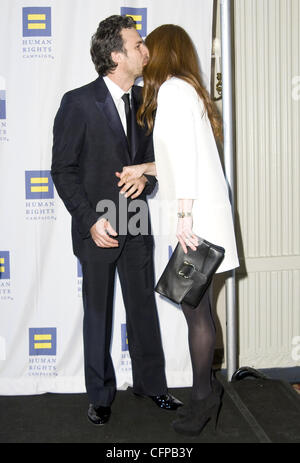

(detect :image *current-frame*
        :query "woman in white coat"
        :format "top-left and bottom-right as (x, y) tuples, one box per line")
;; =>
(118, 24), (239, 436)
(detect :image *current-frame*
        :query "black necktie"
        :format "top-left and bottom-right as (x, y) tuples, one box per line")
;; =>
(121, 93), (132, 155)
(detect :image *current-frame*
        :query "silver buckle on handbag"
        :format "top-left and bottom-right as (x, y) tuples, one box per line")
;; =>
(178, 261), (198, 279)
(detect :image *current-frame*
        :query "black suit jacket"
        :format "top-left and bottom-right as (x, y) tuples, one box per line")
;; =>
(51, 76), (156, 262)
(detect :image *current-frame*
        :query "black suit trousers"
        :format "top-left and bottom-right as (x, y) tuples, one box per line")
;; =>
(81, 235), (168, 407)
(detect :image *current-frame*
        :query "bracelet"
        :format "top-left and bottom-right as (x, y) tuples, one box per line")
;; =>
(177, 212), (192, 218)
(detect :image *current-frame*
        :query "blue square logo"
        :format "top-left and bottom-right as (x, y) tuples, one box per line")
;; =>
(0, 252), (10, 279)
(121, 7), (147, 37)
(0, 90), (6, 119)
(25, 170), (54, 199)
(29, 328), (57, 356)
(23, 7), (51, 37)
(121, 324), (128, 351)
(77, 259), (82, 278)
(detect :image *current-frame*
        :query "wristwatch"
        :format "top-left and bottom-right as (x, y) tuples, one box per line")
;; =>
(177, 212), (192, 218)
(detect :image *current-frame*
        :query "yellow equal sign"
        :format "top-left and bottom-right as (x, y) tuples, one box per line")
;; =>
(0, 257), (4, 273)
(27, 14), (46, 30)
(30, 177), (49, 193)
(125, 14), (142, 30)
(34, 333), (52, 350)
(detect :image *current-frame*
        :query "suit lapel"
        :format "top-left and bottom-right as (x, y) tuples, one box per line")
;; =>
(94, 77), (131, 164)
(130, 87), (140, 162)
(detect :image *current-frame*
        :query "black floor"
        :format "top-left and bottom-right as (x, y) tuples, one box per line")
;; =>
(1, 372), (300, 445)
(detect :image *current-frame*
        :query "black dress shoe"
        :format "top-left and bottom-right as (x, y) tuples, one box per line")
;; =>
(87, 404), (111, 425)
(134, 392), (183, 410)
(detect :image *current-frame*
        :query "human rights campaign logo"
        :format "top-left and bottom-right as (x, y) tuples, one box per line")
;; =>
(77, 259), (83, 297)
(25, 170), (54, 199)
(0, 252), (10, 280)
(121, 324), (129, 351)
(121, 7), (147, 37)
(29, 328), (57, 356)
(77, 259), (82, 278)
(22, 7), (51, 37)
(0, 90), (6, 119)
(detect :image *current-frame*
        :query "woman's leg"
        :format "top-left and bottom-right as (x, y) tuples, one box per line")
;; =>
(181, 281), (216, 401)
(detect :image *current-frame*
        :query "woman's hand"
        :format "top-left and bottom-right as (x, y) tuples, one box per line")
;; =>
(115, 174), (148, 198)
(176, 216), (199, 254)
(116, 162), (157, 186)
(116, 164), (146, 185)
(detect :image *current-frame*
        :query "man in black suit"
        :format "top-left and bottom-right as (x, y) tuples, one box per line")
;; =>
(51, 15), (182, 425)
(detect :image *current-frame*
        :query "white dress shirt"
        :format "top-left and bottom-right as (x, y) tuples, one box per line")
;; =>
(103, 75), (131, 135)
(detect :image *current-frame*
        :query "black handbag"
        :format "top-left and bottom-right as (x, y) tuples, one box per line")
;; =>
(155, 238), (225, 308)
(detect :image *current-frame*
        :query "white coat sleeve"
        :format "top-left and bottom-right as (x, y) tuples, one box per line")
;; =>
(155, 82), (205, 199)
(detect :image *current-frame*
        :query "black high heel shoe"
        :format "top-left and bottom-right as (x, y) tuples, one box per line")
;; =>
(176, 376), (223, 419)
(171, 390), (222, 436)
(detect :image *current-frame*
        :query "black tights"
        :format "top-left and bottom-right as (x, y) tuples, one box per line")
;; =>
(181, 281), (216, 401)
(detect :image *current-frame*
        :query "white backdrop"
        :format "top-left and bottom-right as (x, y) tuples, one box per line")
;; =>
(0, 0), (213, 395)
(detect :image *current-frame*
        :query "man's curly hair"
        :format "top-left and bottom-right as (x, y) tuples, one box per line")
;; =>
(90, 15), (136, 76)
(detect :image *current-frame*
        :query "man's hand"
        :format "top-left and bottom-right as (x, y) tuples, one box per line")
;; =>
(90, 218), (119, 248)
(115, 172), (148, 199)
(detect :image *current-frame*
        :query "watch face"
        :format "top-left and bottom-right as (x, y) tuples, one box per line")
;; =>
(177, 212), (192, 218)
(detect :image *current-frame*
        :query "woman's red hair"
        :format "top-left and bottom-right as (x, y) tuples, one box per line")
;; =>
(137, 24), (223, 142)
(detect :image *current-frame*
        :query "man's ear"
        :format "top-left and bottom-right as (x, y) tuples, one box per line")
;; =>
(111, 51), (122, 66)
